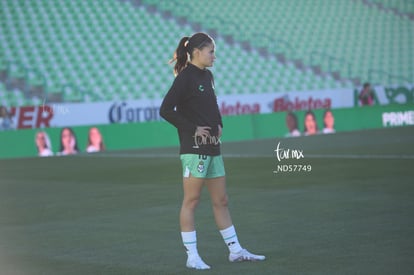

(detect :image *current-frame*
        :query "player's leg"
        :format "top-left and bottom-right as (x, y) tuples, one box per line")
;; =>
(206, 156), (266, 263)
(179, 154), (210, 269)
(206, 176), (244, 254)
(180, 176), (211, 269)
(180, 175), (204, 232)
(205, 176), (232, 230)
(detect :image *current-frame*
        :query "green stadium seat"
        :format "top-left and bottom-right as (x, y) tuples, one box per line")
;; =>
(0, 0), (411, 106)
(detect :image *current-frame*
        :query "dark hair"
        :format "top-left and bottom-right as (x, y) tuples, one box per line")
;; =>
(286, 111), (298, 129)
(304, 110), (319, 133)
(170, 33), (214, 75)
(0, 105), (11, 118)
(59, 127), (79, 152)
(363, 82), (370, 89)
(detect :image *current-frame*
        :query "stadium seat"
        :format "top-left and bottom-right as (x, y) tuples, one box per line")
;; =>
(0, 0), (411, 106)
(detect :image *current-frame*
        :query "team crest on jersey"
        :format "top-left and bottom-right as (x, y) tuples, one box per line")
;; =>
(197, 161), (205, 173)
(198, 85), (204, 92)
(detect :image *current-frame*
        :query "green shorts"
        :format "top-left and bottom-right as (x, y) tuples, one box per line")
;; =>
(180, 154), (226, 179)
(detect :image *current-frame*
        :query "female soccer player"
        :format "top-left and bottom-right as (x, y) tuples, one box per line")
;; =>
(160, 33), (265, 270)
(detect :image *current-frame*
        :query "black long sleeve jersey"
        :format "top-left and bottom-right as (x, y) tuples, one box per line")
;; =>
(160, 63), (223, 156)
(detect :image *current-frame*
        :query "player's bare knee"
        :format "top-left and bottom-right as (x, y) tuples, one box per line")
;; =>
(212, 194), (229, 208)
(183, 196), (201, 210)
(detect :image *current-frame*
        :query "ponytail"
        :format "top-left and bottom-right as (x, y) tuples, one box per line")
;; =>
(169, 33), (214, 76)
(170, 36), (190, 76)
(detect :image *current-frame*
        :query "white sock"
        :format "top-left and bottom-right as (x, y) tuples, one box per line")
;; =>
(220, 225), (243, 253)
(181, 231), (198, 255)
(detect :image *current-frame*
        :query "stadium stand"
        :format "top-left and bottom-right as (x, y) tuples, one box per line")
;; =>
(0, 0), (412, 106)
(143, 0), (413, 84)
(367, 0), (414, 15)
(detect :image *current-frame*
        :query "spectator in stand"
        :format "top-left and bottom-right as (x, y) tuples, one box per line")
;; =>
(0, 105), (14, 131)
(359, 82), (375, 106)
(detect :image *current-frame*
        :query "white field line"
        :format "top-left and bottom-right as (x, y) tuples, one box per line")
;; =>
(306, 154), (414, 159)
(78, 153), (414, 159)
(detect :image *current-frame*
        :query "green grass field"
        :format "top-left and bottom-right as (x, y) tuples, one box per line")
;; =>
(1, 126), (413, 275)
